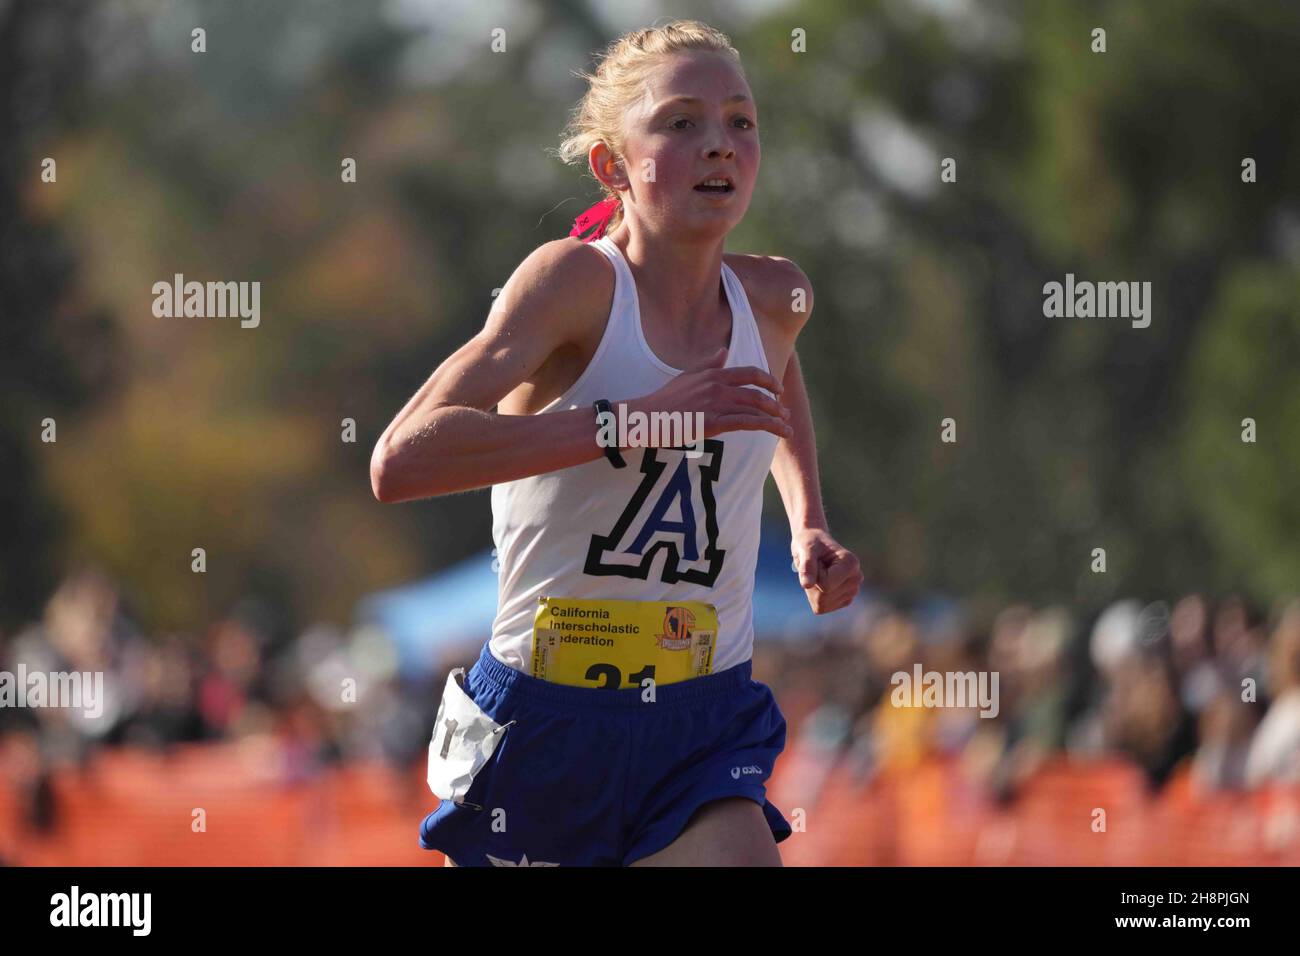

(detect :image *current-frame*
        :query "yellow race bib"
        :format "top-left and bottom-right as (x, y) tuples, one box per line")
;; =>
(530, 597), (717, 690)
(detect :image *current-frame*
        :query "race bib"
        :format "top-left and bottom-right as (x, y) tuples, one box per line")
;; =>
(530, 597), (717, 690)
(426, 667), (510, 807)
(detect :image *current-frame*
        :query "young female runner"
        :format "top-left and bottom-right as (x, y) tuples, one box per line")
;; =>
(372, 20), (863, 866)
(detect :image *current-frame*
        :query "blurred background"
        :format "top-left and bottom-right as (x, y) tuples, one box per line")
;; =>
(2, 0), (1298, 865)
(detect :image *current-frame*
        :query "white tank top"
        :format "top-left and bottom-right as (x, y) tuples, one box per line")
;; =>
(487, 235), (780, 674)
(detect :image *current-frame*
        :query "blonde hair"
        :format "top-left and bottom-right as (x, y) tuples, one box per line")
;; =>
(552, 20), (745, 236)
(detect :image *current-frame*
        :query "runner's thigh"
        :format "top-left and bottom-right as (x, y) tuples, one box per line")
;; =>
(628, 796), (781, 867)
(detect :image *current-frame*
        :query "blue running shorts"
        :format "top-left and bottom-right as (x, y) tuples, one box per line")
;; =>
(419, 640), (792, 866)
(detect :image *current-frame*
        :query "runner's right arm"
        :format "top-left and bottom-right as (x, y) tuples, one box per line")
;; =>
(370, 239), (612, 502)
(370, 239), (791, 503)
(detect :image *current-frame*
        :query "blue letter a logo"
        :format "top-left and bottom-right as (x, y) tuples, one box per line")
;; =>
(583, 440), (725, 585)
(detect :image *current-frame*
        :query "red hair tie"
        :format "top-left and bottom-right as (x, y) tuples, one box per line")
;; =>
(569, 195), (621, 242)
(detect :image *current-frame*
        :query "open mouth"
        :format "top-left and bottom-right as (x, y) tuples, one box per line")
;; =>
(693, 176), (735, 194)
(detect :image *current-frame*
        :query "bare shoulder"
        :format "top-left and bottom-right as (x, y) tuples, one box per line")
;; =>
(723, 253), (813, 383)
(489, 237), (615, 414)
(724, 253), (814, 336)
(497, 236), (614, 348)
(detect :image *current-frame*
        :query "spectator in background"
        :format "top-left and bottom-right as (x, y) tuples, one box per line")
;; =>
(853, 606), (933, 778)
(1244, 600), (1300, 786)
(913, 597), (981, 757)
(1212, 594), (1268, 701)
(759, 637), (857, 811)
(1066, 599), (1199, 789)
(1191, 689), (1260, 792)
(115, 633), (204, 748)
(1067, 598), (1143, 757)
(1169, 593), (1221, 717)
(1100, 605), (1199, 791)
(962, 605), (1071, 803)
(196, 615), (266, 739)
(3, 568), (139, 763)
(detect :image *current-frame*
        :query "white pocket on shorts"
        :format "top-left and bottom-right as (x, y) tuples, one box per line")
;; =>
(426, 667), (512, 808)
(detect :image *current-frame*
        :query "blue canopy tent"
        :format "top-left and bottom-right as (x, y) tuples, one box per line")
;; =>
(357, 519), (869, 678)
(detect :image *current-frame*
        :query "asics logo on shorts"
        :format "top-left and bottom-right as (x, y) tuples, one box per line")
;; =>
(731, 765), (763, 779)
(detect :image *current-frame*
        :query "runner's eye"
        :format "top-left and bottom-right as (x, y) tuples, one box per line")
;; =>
(668, 117), (692, 130)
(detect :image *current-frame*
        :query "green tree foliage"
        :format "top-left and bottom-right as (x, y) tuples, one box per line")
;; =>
(6, 0), (1297, 632)
(1, 0), (119, 629)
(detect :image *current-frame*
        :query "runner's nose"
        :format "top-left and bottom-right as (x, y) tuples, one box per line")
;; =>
(703, 133), (735, 160)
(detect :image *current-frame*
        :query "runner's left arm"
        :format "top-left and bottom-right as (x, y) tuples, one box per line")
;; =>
(769, 349), (827, 533)
(759, 257), (865, 616)
(771, 349), (865, 614)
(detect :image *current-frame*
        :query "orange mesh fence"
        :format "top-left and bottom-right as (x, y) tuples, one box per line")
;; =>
(768, 754), (1300, 866)
(3, 745), (1298, 865)
(0, 742), (435, 867)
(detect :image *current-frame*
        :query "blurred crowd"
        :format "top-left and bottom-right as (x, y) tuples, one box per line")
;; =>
(0, 567), (440, 832)
(3, 567), (1299, 834)
(758, 591), (1300, 806)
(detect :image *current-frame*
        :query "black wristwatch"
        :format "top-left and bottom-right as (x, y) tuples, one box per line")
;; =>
(593, 399), (626, 468)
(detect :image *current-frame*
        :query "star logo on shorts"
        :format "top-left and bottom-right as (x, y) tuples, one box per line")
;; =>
(486, 852), (560, 867)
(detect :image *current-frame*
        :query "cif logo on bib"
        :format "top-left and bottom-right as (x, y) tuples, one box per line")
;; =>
(656, 606), (696, 651)
(584, 439), (725, 586)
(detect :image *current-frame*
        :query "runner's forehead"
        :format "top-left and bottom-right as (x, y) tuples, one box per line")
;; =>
(633, 63), (754, 119)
